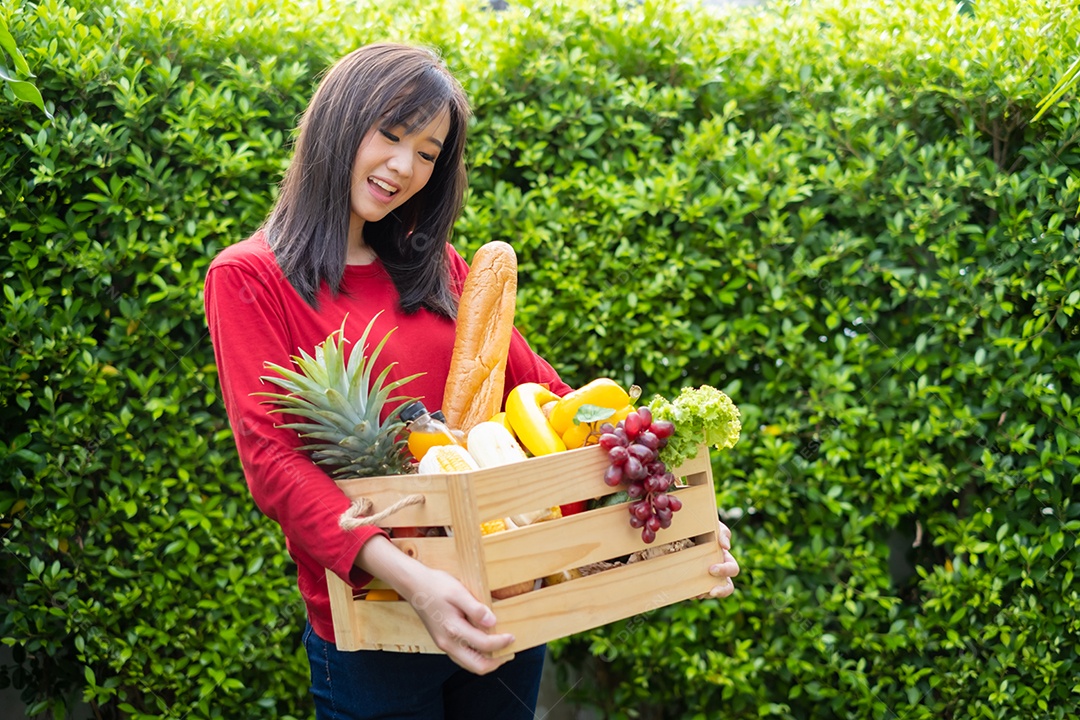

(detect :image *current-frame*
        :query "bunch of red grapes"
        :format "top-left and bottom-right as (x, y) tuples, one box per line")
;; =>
(599, 407), (681, 543)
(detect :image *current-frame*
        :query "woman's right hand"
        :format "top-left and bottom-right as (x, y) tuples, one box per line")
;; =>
(353, 534), (515, 675)
(399, 565), (517, 675)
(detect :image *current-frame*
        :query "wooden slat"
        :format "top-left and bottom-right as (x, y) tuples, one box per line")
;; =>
(673, 448), (712, 481)
(471, 446), (614, 519)
(334, 474), (452, 527)
(390, 536), (460, 576)
(344, 600), (441, 653)
(490, 541), (723, 656)
(340, 537), (723, 655)
(483, 483), (718, 587)
(326, 569), (366, 651)
(471, 444), (711, 521)
(331, 445), (710, 528)
(446, 472), (492, 604)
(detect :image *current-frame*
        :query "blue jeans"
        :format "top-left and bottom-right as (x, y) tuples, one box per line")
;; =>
(302, 622), (545, 719)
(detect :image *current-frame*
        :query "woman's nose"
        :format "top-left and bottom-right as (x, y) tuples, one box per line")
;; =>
(386, 147), (413, 178)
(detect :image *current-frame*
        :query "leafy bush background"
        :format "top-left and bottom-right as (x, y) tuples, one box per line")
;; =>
(2, 0), (1078, 718)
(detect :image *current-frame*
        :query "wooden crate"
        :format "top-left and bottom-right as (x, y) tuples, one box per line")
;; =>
(326, 443), (721, 655)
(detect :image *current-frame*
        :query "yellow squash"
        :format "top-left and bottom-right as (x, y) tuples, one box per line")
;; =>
(488, 411), (517, 439)
(506, 383), (566, 456)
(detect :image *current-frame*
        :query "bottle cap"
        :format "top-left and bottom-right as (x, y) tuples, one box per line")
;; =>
(431, 410), (447, 423)
(399, 401), (428, 424)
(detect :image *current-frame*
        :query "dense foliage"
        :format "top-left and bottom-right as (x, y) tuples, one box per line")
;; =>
(2, 0), (1078, 718)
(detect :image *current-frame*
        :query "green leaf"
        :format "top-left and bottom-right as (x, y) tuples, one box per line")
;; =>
(0, 23), (31, 77)
(0, 65), (50, 118)
(573, 403), (616, 425)
(1033, 54), (1080, 122)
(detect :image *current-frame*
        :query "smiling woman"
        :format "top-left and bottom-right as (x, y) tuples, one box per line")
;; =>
(202, 43), (586, 720)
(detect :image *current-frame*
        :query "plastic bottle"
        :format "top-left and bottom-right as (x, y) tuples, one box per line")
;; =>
(400, 401), (463, 461)
(431, 409), (467, 446)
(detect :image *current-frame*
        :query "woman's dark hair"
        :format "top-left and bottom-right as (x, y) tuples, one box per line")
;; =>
(263, 43), (471, 316)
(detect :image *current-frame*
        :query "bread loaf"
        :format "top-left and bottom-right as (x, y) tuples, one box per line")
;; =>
(442, 242), (518, 433)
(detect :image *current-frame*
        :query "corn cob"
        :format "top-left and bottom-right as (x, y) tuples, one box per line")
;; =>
(416, 444), (478, 474)
(481, 518), (509, 535)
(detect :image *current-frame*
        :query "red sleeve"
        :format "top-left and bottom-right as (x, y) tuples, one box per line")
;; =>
(446, 244), (573, 400)
(204, 261), (385, 589)
(505, 329), (573, 398)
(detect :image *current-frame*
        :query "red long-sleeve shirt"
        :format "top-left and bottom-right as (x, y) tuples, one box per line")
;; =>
(204, 232), (572, 642)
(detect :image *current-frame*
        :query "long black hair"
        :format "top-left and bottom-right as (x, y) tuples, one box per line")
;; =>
(263, 43), (471, 316)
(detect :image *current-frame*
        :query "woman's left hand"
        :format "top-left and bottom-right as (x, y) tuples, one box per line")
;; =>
(703, 520), (740, 599)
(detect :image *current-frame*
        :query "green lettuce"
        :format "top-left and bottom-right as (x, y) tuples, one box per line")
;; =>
(647, 385), (742, 469)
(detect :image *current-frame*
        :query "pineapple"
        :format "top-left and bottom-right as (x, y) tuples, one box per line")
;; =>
(255, 313), (422, 478)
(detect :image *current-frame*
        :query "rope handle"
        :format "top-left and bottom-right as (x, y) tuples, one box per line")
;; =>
(339, 494), (425, 531)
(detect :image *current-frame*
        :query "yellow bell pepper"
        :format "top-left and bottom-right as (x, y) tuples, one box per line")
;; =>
(608, 404), (635, 427)
(561, 422), (593, 450)
(548, 378), (632, 435)
(506, 383), (567, 456)
(561, 404), (636, 449)
(364, 588), (401, 601)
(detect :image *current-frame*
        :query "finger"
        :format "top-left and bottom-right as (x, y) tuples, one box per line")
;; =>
(443, 612), (517, 656)
(709, 550), (740, 579)
(457, 596), (498, 629)
(441, 613), (514, 650)
(442, 629), (516, 674)
(718, 521), (733, 550)
(464, 628), (516, 656)
(469, 652), (515, 676)
(452, 646), (516, 675)
(709, 577), (736, 599)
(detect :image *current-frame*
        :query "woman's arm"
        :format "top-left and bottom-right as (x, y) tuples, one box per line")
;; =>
(204, 260), (386, 588)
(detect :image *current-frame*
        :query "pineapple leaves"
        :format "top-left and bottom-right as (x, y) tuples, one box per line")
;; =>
(253, 312), (422, 478)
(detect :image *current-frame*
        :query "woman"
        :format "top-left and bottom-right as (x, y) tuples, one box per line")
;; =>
(204, 43), (739, 719)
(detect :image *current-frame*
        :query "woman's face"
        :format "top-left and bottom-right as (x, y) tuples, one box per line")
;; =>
(349, 107), (452, 228)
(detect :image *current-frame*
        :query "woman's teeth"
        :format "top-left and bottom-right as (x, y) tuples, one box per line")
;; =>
(370, 178), (397, 194)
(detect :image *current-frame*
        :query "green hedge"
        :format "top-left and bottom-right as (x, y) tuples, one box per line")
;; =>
(2, 0), (1079, 718)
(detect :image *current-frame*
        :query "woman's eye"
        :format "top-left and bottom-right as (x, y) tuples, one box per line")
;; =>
(419, 152), (436, 163)
(379, 129), (399, 142)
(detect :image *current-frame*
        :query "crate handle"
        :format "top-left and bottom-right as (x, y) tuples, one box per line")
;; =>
(339, 494), (425, 530)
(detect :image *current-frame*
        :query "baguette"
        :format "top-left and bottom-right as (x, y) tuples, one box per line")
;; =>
(442, 242), (518, 433)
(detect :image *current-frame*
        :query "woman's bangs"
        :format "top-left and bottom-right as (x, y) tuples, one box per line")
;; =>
(384, 67), (454, 134)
